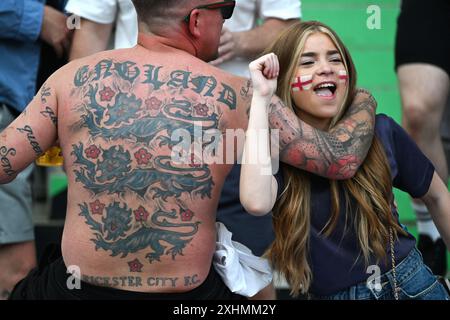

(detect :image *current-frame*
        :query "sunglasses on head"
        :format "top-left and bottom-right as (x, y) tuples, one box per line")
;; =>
(183, 1), (236, 23)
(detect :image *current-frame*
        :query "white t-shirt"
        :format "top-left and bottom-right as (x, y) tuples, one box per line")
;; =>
(219, 0), (302, 77)
(65, 0), (138, 49)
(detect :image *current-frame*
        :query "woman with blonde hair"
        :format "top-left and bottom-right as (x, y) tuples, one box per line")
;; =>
(240, 21), (450, 300)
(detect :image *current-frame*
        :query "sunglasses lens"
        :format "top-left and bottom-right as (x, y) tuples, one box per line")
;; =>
(220, 5), (235, 19)
(184, 1), (236, 22)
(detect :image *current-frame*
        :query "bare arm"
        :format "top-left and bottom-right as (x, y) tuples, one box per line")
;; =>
(211, 18), (298, 65)
(240, 54), (280, 215)
(240, 93), (279, 215)
(0, 77), (59, 184)
(69, 18), (113, 60)
(421, 172), (450, 249)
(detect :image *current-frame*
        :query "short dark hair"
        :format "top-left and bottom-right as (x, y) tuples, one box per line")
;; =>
(132, 0), (196, 25)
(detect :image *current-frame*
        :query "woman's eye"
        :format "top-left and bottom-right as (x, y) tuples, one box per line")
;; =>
(300, 61), (314, 66)
(330, 58), (342, 63)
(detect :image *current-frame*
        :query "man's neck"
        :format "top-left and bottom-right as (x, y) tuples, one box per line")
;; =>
(137, 32), (197, 58)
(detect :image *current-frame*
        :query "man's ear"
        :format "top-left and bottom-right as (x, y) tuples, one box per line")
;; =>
(187, 9), (202, 38)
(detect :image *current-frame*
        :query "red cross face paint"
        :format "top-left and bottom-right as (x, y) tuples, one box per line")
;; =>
(338, 70), (348, 84)
(291, 74), (313, 92)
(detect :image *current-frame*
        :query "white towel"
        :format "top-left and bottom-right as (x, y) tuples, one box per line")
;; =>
(213, 222), (273, 297)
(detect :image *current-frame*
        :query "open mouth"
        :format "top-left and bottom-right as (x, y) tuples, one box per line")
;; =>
(313, 81), (337, 98)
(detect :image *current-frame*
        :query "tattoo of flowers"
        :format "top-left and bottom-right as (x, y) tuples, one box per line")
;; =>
(90, 200), (105, 215)
(134, 206), (150, 222)
(85, 145), (101, 159)
(145, 97), (163, 117)
(180, 209), (194, 222)
(134, 148), (152, 165)
(128, 258), (144, 272)
(193, 103), (209, 117)
(99, 86), (116, 102)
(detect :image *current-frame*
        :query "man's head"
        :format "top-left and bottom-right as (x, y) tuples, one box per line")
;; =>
(132, 0), (236, 62)
(132, 0), (192, 25)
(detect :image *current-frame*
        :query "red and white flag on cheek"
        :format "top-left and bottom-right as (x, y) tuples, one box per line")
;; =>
(291, 74), (313, 92)
(338, 70), (348, 84)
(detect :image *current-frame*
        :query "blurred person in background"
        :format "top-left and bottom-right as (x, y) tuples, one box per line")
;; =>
(66, 0), (138, 59)
(395, 0), (449, 276)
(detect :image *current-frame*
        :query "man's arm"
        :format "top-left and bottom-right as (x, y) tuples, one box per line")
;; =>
(269, 89), (376, 180)
(69, 18), (113, 60)
(0, 77), (59, 184)
(210, 18), (298, 66)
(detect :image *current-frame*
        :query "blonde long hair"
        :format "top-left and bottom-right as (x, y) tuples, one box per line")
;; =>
(264, 21), (406, 296)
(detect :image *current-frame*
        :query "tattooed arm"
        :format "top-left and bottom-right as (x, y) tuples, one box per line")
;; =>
(240, 54), (376, 214)
(269, 88), (376, 180)
(238, 77), (376, 181)
(0, 79), (58, 184)
(240, 85), (375, 212)
(240, 54), (377, 215)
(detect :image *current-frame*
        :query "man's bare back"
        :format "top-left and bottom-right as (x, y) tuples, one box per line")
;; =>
(1, 1), (377, 298)
(44, 43), (249, 292)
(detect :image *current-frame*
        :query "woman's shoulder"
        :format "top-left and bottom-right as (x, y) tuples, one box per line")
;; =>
(374, 113), (419, 154)
(375, 113), (397, 128)
(374, 113), (404, 139)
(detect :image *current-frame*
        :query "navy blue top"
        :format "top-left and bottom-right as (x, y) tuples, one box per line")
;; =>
(307, 114), (434, 295)
(217, 114), (434, 294)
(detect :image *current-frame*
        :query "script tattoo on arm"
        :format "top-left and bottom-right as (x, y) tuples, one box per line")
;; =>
(0, 142), (17, 178)
(40, 83), (51, 104)
(40, 107), (57, 126)
(16, 125), (43, 156)
(39, 83), (58, 127)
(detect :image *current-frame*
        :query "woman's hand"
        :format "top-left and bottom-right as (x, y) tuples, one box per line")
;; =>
(249, 53), (279, 98)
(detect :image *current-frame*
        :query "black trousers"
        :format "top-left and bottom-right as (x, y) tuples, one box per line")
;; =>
(9, 244), (246, 300)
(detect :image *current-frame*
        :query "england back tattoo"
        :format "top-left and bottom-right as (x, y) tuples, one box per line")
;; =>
(70, 59), (235, 270)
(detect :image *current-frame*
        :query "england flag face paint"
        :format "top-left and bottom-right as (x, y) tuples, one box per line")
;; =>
(338, 70), (348, 84)
(291, 74), (313, 92)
